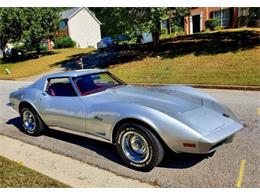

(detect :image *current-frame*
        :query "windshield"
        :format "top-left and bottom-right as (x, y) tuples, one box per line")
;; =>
(73, 72), (124, 96)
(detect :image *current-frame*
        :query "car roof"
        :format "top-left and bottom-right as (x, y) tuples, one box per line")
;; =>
(44, 69), (108, 79)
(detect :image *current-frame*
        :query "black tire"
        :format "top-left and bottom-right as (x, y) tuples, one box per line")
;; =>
(20, 106), (45, 136)
(115, 123), (164, 172)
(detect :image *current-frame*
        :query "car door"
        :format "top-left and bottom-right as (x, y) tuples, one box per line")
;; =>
(39, 77), (86, 132)
(72, 72), (122, 138)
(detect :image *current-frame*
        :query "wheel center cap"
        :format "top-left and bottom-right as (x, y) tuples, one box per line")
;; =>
(131, 140), (142, 151)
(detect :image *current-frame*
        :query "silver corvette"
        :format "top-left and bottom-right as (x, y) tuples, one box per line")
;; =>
(9, 69), (243, 171)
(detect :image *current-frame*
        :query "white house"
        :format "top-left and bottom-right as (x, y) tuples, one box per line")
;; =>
(59, 7), (101, 48)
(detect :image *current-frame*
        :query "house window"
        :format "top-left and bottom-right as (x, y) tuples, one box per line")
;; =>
(161, 20), (168, 29)
(59, 20), (68, 30)
(212, 9), (230, 27)
(213, 10), (221, 21)
(222, 9), (230, 27)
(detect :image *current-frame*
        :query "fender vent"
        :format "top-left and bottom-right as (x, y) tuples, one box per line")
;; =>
(223, 114), (230, 118)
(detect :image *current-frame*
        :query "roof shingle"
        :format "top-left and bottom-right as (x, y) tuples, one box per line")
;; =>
(60, 7), (80, 20)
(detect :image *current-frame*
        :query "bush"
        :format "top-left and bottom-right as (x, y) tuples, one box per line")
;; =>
(161, 28), (168, 35)
(204, 28), (211, 33)
(238, 16), (249, 27)
(39, 44), (48, 52)
(215, 26), (225, 31)
(205, 18), (221, 30)
(54, 36), (76, 49)
(173, 26), (184, 36)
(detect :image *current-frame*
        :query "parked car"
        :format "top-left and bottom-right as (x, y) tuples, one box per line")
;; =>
(97, 37), (115, 50)
(4, 47), (23, 59)
(9, 69), (243, 171)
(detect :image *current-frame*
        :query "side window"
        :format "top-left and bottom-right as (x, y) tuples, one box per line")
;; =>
(46, 77), (77, 97)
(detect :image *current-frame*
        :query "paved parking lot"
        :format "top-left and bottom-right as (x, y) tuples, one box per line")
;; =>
(0, 80), (259, 187)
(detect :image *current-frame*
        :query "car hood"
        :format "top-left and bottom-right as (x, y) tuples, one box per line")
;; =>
(106, 85), (203, 114)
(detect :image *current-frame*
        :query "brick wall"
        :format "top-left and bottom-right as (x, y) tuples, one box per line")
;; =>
(184, 7), (239, 34)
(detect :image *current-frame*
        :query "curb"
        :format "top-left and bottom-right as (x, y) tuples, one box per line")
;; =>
(0, 78), (16, 81)
(131, 83), (260, 91)
(0, 135), (154, 188)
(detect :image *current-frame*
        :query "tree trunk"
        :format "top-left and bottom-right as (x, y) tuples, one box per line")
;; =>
(167, 19), (171, 34)
(36, 43), (41, 58)
(152, 17), (162, 51)
(152, 31), (160, 51)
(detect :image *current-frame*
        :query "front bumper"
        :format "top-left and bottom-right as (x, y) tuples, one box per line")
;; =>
(198, 121), (243, 153)
(168, 118), (243, 154)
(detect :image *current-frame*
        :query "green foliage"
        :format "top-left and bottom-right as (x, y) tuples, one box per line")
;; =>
(205, 18), (221, 30)
(205, 28), (212, 33)
(90, 8), (191, 48)
(0, 8), (24, 59)
(172, 25), (184, 34)
(90, 8), (136, 39)
(39, 44), (48, 52)
(215, 26), (225, 31)
(238, 16), (249, 27)
(160, 33), (174, 40)
(0, 7), (60, 60)
(161, 28), (168, 35)
(54, 36), (76, 49)
(21, 8), (60, 54)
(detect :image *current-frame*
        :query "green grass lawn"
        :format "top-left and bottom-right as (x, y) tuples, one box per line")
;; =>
(0, 28), (259, 85)
(0, 156), (69, 187)
(110, 28), (260, 86)
(0, 48), (93, 79)
(110, 46), (260, 86)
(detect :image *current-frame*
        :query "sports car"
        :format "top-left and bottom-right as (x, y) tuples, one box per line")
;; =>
(9, 69), (243, 171)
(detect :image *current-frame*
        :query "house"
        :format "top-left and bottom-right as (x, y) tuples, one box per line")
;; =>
(58, 7), (101, 48)
(184, 7), (241, 34)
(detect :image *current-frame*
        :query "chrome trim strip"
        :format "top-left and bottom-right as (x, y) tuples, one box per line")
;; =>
(49, 126), (111, 143)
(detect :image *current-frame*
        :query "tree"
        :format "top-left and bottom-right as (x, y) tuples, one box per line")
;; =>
(249, 7), (260, 19)
(126, 8), (191, 49)
(0, 8), (24, 60)
(21, 8), (60, 55)
(91, 8), (191, 49)
(90, 8), (136, 38)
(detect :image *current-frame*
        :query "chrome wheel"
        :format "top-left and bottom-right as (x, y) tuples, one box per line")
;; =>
(22, 110), (36, 133)
(121, 131), (150, 164)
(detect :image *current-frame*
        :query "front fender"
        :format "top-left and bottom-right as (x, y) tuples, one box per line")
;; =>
(103, 103), (203, 153)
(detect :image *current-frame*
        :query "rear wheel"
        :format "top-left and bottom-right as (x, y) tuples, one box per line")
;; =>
(20, 106), (45, 136)
(115, 123), (164, 172)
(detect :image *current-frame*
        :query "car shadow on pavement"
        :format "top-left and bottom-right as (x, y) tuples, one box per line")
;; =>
(159, 151), (214, 169)
(7, 117), (212, 170)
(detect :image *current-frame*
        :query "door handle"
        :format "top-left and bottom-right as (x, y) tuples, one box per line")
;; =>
(41, 92), (47, 96)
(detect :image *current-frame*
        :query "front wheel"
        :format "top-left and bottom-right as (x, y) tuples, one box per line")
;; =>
(115, 123), (164, 172)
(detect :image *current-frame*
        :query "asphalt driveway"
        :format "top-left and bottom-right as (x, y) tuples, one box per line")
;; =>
(0, 80), (259, 187)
